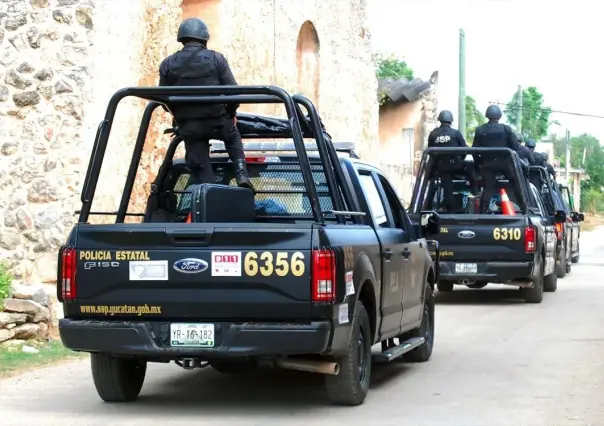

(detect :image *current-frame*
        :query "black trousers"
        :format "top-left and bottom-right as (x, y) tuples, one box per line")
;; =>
(179, 117), (245, 185)
(429, 159), (477, 213)
(480, 159), (515, 213)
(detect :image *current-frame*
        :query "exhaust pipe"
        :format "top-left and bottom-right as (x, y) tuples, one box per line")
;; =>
(275, 359), (340, 375)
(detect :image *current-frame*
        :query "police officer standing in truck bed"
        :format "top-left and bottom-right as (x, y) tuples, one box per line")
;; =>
(427, 110), (476, 212)
(472, 105), (523, 213)
(159, 18), (254, 191)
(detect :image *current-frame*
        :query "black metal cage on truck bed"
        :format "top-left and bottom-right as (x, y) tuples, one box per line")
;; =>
(78, 85), (365, 226)
(409, 147), (533, 215)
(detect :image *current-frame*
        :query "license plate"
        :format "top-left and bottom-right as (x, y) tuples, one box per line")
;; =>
(455, 263), (477, 274)
(170, 323), (215, 348)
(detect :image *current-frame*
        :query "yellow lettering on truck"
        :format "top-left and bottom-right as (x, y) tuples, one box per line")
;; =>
(115, 251), (150, 261)
(79, 251), (111, 261)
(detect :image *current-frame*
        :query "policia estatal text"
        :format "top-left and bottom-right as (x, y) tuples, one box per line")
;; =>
(159, 18), (253, 190)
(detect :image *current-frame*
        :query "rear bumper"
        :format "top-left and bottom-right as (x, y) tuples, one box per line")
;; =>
(438, 260), (535, 283)
(59, 318), (347, 359)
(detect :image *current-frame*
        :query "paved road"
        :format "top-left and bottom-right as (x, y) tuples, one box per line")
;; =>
(3, 228), (604, 426)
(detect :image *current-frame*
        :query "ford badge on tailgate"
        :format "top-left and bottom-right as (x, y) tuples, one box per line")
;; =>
(173, 258), (209, 274)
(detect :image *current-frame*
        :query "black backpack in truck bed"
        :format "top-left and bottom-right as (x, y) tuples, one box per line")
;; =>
(186, 184), (256, 223)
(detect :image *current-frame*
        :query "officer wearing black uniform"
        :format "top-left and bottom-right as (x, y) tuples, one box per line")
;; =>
(472, 105), (523, 213)
(515, 133), (535, 166)
(426, 110), (476, 212)
(541, 152), (556, 180)
(525, 138), (556, 186)
(159, 18), (253, 190)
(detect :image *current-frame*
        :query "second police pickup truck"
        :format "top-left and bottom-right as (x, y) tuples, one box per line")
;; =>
(408, 147), (563, 303)
(57, 86), (440, 407)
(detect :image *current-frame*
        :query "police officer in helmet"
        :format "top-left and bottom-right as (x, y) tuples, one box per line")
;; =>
(426, 110), (476, 212)
(515, 133), (535, 166)
(525, 138), (556, 184)
(159, 18), (254, 191)
(472, 104), (523, 213)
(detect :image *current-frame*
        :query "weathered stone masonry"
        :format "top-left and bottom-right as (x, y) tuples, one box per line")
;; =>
(0, 0), (94, 284)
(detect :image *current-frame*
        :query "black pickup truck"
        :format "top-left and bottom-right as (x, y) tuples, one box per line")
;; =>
(408, 147), (562, 303)
(529, 167), (584, 277)
(58, 86), (440, 406)
(557, 183), (584, 264)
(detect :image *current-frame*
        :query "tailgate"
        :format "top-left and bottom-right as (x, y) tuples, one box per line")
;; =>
(436, 215), (530, 262)
(68, 223), (313, 320)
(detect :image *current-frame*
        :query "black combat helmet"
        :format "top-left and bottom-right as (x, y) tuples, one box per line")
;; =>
(542, 152), (549, 161)
(525, 138), (536, 149)
(485, 104), (502, 120)
(437, 110), (454, 124)
(516, 132), (524, 143)
(177, 18), (210, 43)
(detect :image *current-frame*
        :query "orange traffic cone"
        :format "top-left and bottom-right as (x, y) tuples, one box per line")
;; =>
(500, 188), (516, 216)
(185, 213), (192, 223)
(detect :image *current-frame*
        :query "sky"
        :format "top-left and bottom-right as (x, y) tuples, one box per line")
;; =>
(367, 0), (604, 143)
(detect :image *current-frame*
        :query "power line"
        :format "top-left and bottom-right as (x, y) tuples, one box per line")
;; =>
(488, 101), (604, 119)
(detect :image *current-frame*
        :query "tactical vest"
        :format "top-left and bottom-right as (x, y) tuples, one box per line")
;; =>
(429, 125), (463, 163)
(168, 47), (226, 121)
(476, 123), (507, 161)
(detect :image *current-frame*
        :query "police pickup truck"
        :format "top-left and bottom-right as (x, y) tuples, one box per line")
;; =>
(528, 166), (577, 278)
(408, 147), (564, 303)
(558, 183), (584, 264)
(58, 86), (440, 407)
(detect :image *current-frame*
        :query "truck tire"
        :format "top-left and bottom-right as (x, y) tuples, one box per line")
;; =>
(565, 249), (572, 273)
(91, 353), (147, 402)
(210, 360), (257, 374)
(571, 242), (580, 263)
(324, 300), (372, 406)
(556, 246), (567, 278)
(402, 285), (435, 363)
(437, 281), (454, 292)
(524, 254), (544, 303)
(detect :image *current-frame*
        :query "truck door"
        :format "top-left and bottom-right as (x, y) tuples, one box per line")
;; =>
(357, 170), (404, 339)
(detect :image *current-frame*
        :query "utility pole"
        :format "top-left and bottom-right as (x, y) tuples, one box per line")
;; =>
(515, 85), (522, 133)
(458, 29), (466, 139)
(565, 129), (570, 182)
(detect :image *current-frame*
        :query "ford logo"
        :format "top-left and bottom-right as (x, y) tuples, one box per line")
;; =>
(458, 230), (475, 239)
(173, 258), (208, 274)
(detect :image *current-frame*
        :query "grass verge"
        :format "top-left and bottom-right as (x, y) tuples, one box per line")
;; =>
(581, 214), (604, 232)
(0, 339), (86, 378)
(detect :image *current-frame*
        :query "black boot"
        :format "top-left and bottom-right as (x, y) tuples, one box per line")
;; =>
(234, 159), (255, 192)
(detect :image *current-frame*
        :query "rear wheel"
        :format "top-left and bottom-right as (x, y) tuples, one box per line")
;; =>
(91, 354), (147, 402)
(401, 285), (435, 363)
(524, 255), (544, 303)
(324, 301), (372, 406)
(556, 246), (567, 278)
(571, 241), (580, 263)
(437, 281), (454, 292)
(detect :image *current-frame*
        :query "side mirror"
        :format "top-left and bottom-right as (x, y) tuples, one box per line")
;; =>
(572, 212), (585, 222)
(420, 210), (440, 236)
(554, 210), (567, 224)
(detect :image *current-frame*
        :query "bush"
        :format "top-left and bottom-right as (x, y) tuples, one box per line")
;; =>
(0, 264), (12, 310)
(581, 188), (604, 214)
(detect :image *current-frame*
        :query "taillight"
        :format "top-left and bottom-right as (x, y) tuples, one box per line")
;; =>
(525, 226), (536, 254)
(555, 223), (563, 240)
(61, 247), (77, 300)
(312, 249), (336, 302)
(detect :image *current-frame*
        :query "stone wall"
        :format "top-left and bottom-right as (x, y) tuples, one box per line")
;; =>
(0, 0), (94, 283)
(0, 283), (59, 344)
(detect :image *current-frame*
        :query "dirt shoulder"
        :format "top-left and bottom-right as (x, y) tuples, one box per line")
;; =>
(0, 339), (85, 379)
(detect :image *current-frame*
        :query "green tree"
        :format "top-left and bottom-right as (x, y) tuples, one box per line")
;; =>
(374, 53), (414, 80)
(504, 86), (553, 141)
(465, 95), (486, 144)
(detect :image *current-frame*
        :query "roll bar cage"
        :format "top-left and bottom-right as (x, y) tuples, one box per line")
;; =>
(78, 85), (363, 225)
(409, 147), (532, 214)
